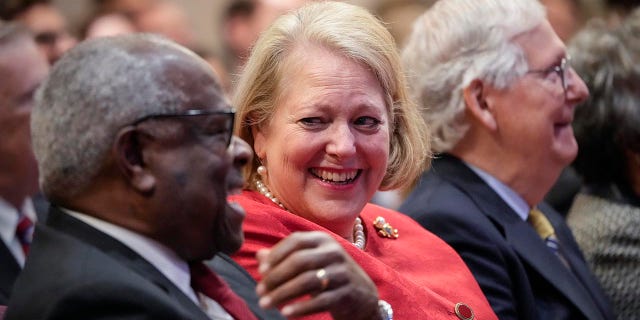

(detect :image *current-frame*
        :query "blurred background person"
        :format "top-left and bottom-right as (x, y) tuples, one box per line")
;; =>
(134, 0), (194, 47)
(0, 21), (49, 304)
(91, 0), (156, 20)
(372, 0), (436, 47)
(603, 0), (640, 25)
(82, 12), (135, 39)
(221, 0), (307, 86)
(566, 9), (640, 319)
(0, 0), (76, 64)
(231, 1), (497, 319)
(400, 0), (615, 319)
(539, 0), (598, 42)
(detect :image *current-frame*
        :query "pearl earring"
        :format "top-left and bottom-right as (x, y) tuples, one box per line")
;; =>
(257, 165), (267, 177)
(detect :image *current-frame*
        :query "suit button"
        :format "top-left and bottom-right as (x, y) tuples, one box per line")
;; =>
(455, 302), (474, 320)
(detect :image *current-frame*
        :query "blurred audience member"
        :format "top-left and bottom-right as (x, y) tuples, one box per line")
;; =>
(83, 12), (135, 39)
(373, 0), (435, 46)
(0, 21), (49, 304)
(93, 0), (156, 19)
(540, 0), (587, 41)
(400, 0), (615, 319)
(221, 0), (307, 78)
(567, 9), (640, 318)
(88, 0), (228, 92)
(135, 0), (194, 47)
(604, 0), (640, 25)
(0, 0), (76, 64)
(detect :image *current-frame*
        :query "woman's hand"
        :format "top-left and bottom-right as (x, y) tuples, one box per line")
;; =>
(256, 231), (380, 319)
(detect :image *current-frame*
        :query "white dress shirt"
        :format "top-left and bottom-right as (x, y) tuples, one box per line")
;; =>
(0, 197), (37, 266)
(465, 162), (531, 221)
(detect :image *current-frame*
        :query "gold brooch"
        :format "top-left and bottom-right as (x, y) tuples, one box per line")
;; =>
(373, 216), (398, 239)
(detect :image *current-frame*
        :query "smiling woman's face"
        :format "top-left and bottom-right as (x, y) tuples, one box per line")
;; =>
(253, 44), (390, 238)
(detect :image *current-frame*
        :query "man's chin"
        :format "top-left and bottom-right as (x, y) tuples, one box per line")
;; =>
(218, 232), (244, 255)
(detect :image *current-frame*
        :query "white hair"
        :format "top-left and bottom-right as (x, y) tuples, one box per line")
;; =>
(32, 33), (217, 199)
(402, 0), (546, 152)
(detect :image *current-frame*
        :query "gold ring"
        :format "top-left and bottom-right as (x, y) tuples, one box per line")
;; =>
(316, 268), (329, 291)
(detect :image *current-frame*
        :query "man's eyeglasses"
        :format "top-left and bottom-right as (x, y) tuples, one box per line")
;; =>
(131, 109), (236, 149)
(526, 56), (571, 98)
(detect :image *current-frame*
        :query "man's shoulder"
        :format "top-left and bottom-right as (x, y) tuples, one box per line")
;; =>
(400, 167), (482, 220)
(7, 223), (200, 320)
(399, 164), (512, 247)
(11, 223), (156, 297)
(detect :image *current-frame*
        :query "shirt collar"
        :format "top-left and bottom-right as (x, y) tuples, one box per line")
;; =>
(62, 208), (199, 304)
(464, 162), (530, 221)
(0, 197), (37, 266)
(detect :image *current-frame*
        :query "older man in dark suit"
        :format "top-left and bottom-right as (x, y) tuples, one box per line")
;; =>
(0, 21), (48, 305)
(400, 1), (615, 319)
(5, 33), (267, 320)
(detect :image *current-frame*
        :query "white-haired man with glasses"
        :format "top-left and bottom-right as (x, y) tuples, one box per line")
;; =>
(399, 0), (615, 319)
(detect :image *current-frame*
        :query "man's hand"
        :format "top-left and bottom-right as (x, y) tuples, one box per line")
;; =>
(256, 231), (380, 319)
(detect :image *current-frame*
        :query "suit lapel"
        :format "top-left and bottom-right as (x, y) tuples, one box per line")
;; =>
(45, 207), (210, 320)
(433, 155), (604, 319)
(31, 193), (49, 222)
(208, 253), (285, 320)
(541, 203), (614, 319)
(505, 219), (604, 318)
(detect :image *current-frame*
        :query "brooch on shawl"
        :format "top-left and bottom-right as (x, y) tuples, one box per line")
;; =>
(373, 216), (399, 239)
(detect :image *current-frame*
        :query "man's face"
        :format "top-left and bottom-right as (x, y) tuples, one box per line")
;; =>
(0, 36), (49, 201)
(487, 20), (588, 177)
(16, 4), (76, 64)
(143, 59), (251, 261)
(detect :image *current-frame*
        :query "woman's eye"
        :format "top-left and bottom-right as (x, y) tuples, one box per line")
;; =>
(354, 116), (381, 129)
(299, 117), (324, 127)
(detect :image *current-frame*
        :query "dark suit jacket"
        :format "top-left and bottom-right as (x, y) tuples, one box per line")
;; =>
(0, 241), (20, 305)
(399, 154), (615, 320)
(0, 194), (48, 304)
(5, 206), (278, 319)
(209, 253), (285, 320)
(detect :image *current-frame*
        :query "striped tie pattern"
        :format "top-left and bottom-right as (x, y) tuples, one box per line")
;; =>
(528, 207), (570, 268)
(16, 215), (34, 255)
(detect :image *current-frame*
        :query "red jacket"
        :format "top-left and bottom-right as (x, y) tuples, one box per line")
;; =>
(231, 191), (497, 320)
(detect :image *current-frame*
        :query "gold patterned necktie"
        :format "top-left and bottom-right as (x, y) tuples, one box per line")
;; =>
(528, 207), (570, 269)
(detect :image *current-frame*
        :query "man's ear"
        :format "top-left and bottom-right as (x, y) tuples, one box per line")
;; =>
(113, 127), (156, 194)
(463, 79), (497, 131)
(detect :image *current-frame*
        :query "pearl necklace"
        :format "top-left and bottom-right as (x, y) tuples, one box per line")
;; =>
(254, 178), (366, 250)
(255, 178), (285, 209)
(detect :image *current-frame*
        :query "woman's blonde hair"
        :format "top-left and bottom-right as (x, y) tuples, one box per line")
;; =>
(233, 1), (430, 191)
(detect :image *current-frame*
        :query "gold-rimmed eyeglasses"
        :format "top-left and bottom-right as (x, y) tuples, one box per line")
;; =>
(527, 56), (571, 98)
